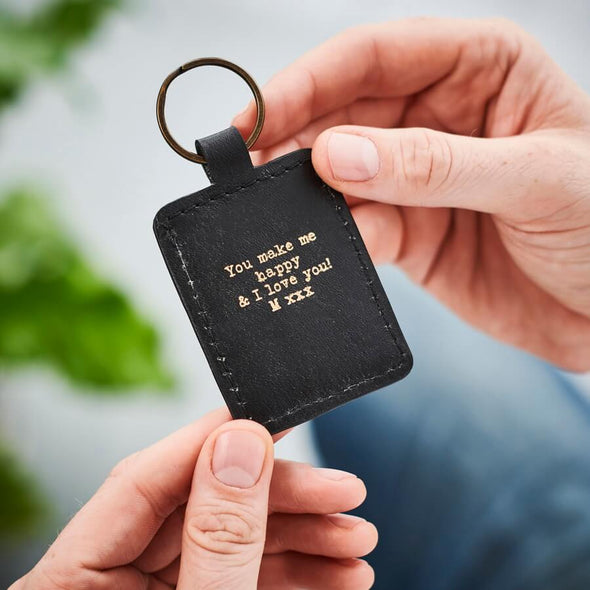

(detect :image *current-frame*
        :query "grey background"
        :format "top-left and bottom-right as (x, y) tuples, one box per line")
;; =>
(1, 0), (589, 584)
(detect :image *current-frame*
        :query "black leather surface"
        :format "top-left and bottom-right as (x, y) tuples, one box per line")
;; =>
(154, 127), (412, 433)
(195, 126), (255, 186)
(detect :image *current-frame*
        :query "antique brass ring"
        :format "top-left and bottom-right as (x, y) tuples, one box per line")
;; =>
(156, 57), (265, 165)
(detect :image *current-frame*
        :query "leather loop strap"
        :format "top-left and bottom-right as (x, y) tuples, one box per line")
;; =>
(195, 126), (255, 185)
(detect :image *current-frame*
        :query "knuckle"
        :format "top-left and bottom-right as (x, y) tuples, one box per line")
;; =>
(107, 450), (176, 521)
(185, 503), (264, 556)
(129, 475), (171, 521)
(484, 17), (523, 36)
(393, 130), (454, 197)
(281, 463), (313, 511)
(108, 451), (140, 480)
(470, 18), (524, 63)
(340, 22), (376, 40)
(478, 17), (525, 44)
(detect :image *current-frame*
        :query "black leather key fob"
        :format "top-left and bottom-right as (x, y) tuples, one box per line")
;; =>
(154, 126), (412, 433)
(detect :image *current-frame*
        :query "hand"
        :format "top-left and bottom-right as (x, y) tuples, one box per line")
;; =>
(234, 18), (590, 371)
(10, 409), (376, 589)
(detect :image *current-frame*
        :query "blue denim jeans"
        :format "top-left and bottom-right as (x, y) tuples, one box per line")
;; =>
(311, 268), (590, 590)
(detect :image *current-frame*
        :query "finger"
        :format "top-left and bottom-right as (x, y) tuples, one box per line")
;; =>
(177, 420), (274, 590)
(138, 509), (378, 571)
(269, 460), (366, 514)
(249, 96), (406, 165)
(312, 125), (575, 215)
(154, 556), (180, 587)
(132, 460), (365, 573)
(40, 408), (231, 572)
(265, 513), (378, 558)
(349, 202), (405, 265)
(26, 562), (171, 590)
(133, 505), (185, 573)
(271, 426), (293, 444)
(259, 554), (375, 590)
(130, 430), (292, 574)
(234, 18), (508, 149)
(351, 203), (459, 285)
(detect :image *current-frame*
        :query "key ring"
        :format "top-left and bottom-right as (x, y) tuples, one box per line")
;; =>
(156, 57), (265, 165)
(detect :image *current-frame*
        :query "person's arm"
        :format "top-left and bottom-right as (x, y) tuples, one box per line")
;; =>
(235, 17), (590, 371)
(10, 409), (377, 590)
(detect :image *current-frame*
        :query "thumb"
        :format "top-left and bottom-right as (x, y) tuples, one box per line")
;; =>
(177, 420), (274, 590)
(312, 125), (554, 215)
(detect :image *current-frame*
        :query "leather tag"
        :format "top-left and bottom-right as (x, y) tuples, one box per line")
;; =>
(154, 127), (412, 433)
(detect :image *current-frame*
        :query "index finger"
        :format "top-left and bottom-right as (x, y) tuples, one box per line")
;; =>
(233, 17), (467, 149)
(41, 409), (292, 571)
(46, 408), (231, 571)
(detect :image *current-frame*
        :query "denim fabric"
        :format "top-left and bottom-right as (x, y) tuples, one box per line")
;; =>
(312, 267), (590, 590)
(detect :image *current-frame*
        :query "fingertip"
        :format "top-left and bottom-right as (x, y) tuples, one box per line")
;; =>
(312, 127), (381, 192)
(272, 426), (294, 444)
(311, 129), (333, 182)
(209, 419), (275, 456)
(363, 560), (376, 589)
(194, 419), (275, 491)
(331, 471), (367, 511)
(327, 467), (367, 509)
(339, 558), (376, 588)
(356, 477), (368, 506)
(362, 521), (379, 556)
(231, 100), (256, 134)
(315, 465), (368, 509)
(326, 513), (379, 557)
(203, 406), (233, 424)
(356, 559), (376, 588)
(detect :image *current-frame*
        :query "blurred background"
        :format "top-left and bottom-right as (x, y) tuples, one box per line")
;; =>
(1, 0), (589, 586)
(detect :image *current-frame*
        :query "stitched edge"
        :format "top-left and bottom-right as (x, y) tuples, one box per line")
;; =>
(161, 157), (407, 423)
(159, 160), (307, 419)
(257, 184), (410, 427)
(163, 160), (306, 222)
(166, 228), (249, 418)
(323, 183), (407, 359)
(259, 364), (404, 426)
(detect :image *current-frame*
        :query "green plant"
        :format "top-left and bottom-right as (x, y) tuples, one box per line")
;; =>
(0, 0), (121, 111)
(0, 446), (47, 538)
(0, 0), (174, 540)
(0, 188), (173, 389)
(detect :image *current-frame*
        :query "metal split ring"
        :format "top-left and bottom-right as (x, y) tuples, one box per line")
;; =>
(156, 57), (265, 165)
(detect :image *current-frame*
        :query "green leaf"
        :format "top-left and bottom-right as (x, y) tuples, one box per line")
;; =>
(0, 0), (121, 112)
(0, 445), (47, 538)
(0, 188), (174, 391)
